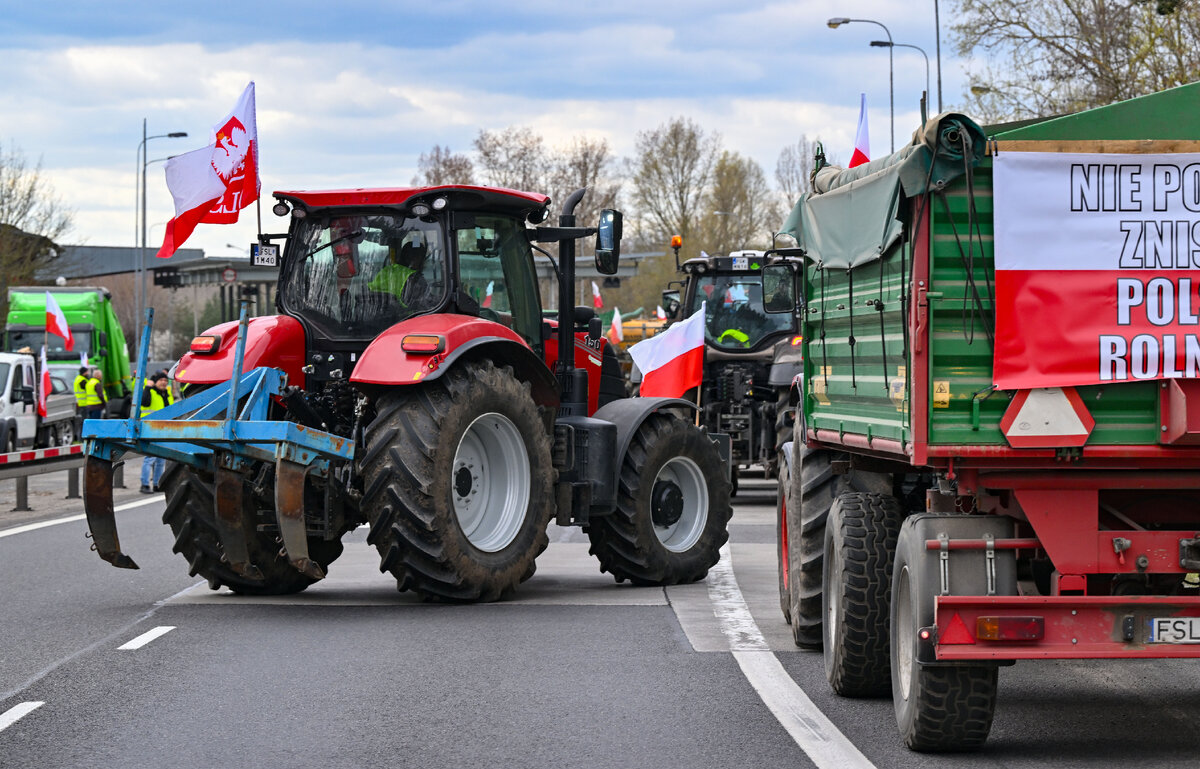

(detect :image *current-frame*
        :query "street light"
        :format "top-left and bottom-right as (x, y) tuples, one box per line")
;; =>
(871, 40), (930, 116)
(136, 121), (188, 335)
(828, 17), (894, 152)
(934, 0), (943, 113)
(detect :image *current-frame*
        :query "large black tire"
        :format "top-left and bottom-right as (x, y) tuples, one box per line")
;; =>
(160, 462), (344, 595)
(587, 412), (733, 585)
(776, 448), (792, 623)
(822, 491), (902, 697)
(892, 517), (998, 751)
(359, 359), (554, 602)
(766, 389), (792, 479)
(789, 447), (892, 649)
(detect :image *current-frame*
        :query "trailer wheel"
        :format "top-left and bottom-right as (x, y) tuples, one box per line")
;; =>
(359, 359), (553, 602)
(160, 462), (342, 595)
(822, 491), (902, 696)
(776, 451), (793, 622)
(587, 412), (732, 585)
(892, 517), (998, 751)
(790, 447), (892, 649)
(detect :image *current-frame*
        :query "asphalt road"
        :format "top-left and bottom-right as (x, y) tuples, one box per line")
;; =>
(2, 471), (1200, 768)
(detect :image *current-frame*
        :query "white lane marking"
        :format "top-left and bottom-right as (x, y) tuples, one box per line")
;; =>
(0, 497), (161, 539)
(707, 544), (876, 769)
(0, 702), (43, 733)
(118, 626), (176, 650)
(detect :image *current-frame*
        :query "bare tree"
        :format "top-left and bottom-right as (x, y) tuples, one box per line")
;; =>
(700, 151), (780, 254)
(628, 117), (721, 246)
(0, 143), (73, 322)
(473, 126), (549, 192)
(954, 0), (1200, 121)
(412, 145), (474, 186)
(549, 136), (620, 232)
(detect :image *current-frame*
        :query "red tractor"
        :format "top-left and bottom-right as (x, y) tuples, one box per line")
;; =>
(88, 185), (732, 601)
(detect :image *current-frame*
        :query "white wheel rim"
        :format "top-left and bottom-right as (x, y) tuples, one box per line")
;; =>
(896, 565), (913, 701)
(452, 412), (530, 552)
(652, 456), (708, 553)
(62, 423), (74, 444)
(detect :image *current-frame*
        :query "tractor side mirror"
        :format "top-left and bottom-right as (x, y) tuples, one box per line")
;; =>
(761, 264), (796, 313)
(661, 289), (681, 318)
(594, 209), (622, 275)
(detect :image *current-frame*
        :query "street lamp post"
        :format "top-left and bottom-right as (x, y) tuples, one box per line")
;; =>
(934, 0), (943, 113)
(871, 40), (931, 116)
(828, 17), (894, 153)
(136, 121), (187, 336)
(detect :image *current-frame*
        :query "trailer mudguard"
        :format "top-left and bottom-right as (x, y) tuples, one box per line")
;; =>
(350, 315), (560, 409)
(593, 397), (700, 468)
(174, 315), (307, 388)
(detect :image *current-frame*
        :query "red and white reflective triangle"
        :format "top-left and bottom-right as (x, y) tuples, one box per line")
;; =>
(999, 386), (1095, 448)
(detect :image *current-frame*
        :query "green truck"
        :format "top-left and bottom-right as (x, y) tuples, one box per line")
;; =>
(5, 287), (132, 416)
(774, 83), (1200, 751)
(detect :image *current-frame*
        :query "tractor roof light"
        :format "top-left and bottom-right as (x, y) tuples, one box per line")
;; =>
(410, 202), (432, 217)
(670, 235), (683, 249)
(189, 334), (221, 354)
(431, 196), (448, 211)
(400, 334), (445, 354)
(272, 201), (291, 217)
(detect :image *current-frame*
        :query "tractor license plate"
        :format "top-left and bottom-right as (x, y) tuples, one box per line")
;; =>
(1149, 617), (1200, 643)
(731, 256), (749, 270)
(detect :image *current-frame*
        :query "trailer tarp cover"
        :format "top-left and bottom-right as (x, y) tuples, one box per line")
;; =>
(781, 113), (986, 269)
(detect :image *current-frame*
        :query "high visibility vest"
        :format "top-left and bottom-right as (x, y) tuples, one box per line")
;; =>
(73, 375), (88, 406)
(140, 387), (167, 418)
(84, 378), (103, 406)
(367, 262), (416, 303)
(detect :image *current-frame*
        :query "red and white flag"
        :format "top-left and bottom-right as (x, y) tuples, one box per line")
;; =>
(607, 307), (624, 345)
(656, 305), (667, 320)
(37, 345), (50, 418)
(849, 93), (870, 168)
(482, 280), (495, 308)
(45, 291), (73, 351)
(157, 82), (259, 259)
(592, 281), (603, 309)
(628, 303), (706, 398)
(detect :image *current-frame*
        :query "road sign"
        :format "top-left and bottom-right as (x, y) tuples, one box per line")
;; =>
(221, 267), (238, 284)
(999, 386), (1095, 448)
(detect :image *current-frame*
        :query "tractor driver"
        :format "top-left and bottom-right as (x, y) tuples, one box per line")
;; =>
(367, 239), (432, 310)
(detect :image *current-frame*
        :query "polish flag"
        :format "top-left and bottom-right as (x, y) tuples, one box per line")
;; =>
(607, 307), (624, 345)
(45, 291), (73, 351)
(482, 280), (495, 308)
(37, 345), (50, 418)
(656, 305), (667, 320)
(592, 281), (603, 309)
(628, 303), (706, 399)
(157, 82), (259, 259)
(849, 93), (870, 168)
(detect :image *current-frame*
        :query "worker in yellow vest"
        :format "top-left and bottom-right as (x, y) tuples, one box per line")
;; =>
(83, 368), (106, 419)
(73, 366), (89, 425)
(139, 373), (172, 492)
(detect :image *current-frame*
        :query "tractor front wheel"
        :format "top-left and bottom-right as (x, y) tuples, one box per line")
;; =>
(587, 412), (732, 585)
(359, 359), (554, 602)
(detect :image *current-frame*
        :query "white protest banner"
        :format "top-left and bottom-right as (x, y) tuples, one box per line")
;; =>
(993, 151), (1200, 389)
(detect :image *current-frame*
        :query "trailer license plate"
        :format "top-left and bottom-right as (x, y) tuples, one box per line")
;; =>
(1149, 617), (1200, 643)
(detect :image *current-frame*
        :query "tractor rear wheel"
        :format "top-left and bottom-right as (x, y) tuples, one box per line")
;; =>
(160, 462), (344, 595)
(587, 412), (732, 585)
(359, 359), (554, 602)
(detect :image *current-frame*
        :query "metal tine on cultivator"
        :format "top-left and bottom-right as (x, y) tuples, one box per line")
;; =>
(82, 304), (355, 580)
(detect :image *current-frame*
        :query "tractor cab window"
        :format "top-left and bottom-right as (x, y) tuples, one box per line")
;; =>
(454, 215), (542, 348)
(691, 273), (795, 350)
(281, 213), (446, 339)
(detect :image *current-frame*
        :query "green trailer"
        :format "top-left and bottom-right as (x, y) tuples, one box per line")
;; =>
(5, 287), (133, 415)
(773, 83), (1200, 751)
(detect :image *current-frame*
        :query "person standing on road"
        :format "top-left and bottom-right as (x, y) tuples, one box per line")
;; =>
(139, 373), (172, 492)
(84, 368), (106, 420)
(72, 366), (89, 431)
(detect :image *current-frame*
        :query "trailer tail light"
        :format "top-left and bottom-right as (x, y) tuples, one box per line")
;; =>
(401, 334), (445, 354)
(189, 335), (221, 354)
(976, 616), (1045, 642)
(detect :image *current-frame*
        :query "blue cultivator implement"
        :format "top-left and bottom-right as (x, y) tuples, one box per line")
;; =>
(81, 307), (354, 580)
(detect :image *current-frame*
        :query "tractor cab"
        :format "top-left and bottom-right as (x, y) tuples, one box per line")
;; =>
(678, 251), (798, 352)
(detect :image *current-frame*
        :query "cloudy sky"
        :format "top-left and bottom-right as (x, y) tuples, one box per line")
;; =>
(1, 1), (969, 259)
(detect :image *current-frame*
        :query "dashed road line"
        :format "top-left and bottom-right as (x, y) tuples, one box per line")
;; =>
(706, 544), (876, 769)
(0, 497), (161, 539)
(0, 702), (43, 733)
(118, 626), (176, 650)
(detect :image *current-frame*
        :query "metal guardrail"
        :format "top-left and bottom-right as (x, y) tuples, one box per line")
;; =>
(0, 444), (124, 512)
